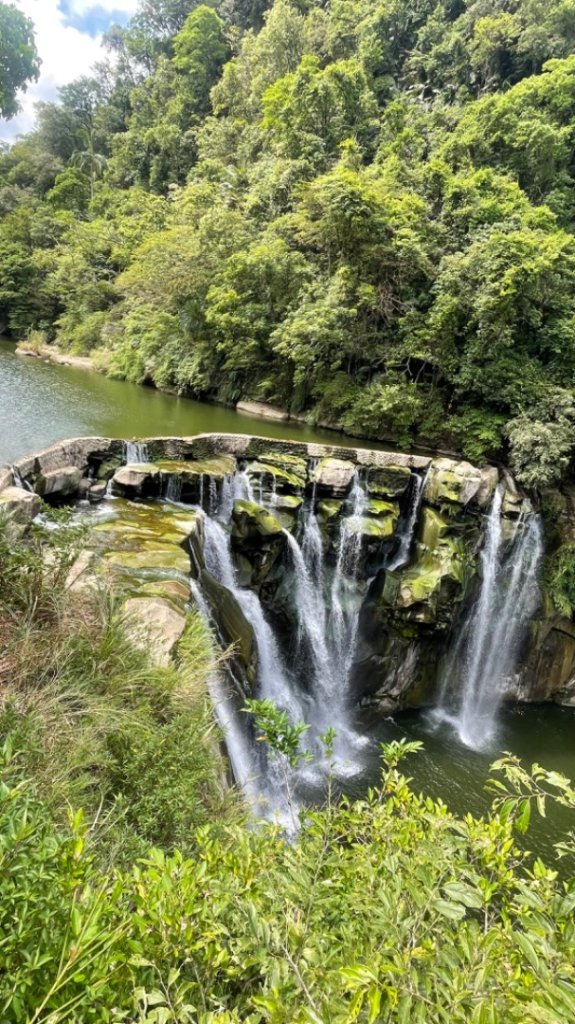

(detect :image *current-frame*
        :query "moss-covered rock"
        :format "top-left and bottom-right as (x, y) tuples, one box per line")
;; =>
(317, 499), (343, 522)
(424, 458), (483, 507)
(347, 515), (397, 540)
(232, 500), (284, 539)
(366, 465), (411, 498)
(200, 569), (257, 693)
(258, 451), (308, 479)
(102, 544), (191, 576)
(382, 533), (469, 626)
(418, 508), (452, 551)
(156, 455), (236, 480)
(245, 461), (305, 494)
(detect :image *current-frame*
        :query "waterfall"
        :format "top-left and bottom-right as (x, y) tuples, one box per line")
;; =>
(201, 515), (303, 724)
(387, 470), (426, 571)
(190, 580), (263, 810)
(11, 466), (34, 492)
(219, 470), (254, 522)
(125, 440), (149, 464)
(329, 473), (368, 690)
(302, 484), (323, 582)
(200, 513), (305, 826)
(164, 474), (182, 503)
(434, 489), (543, 750)
(283, 529), (331, 687)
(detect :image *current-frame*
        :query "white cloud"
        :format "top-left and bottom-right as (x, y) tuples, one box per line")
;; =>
(0, 1), (138, 144)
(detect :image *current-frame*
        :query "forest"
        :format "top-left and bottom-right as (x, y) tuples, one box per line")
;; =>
(2, 0), (575, 488)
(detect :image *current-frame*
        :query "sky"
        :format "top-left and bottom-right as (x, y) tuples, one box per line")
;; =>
(0, 0), (140, 144)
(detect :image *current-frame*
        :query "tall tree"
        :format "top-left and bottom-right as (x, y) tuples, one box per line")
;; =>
(0, 1), (40, 118)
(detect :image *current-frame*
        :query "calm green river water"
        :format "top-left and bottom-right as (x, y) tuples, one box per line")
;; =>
(0, 339), (365, 467)
(1, 338), (574, 864)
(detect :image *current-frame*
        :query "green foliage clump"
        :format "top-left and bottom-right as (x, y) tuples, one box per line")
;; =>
(2, 736), (575, 1022)
(545, 543), (575, 618)
(0, 1), (39, 118)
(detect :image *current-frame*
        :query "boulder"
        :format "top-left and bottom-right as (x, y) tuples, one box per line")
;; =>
(0, 486), (42, 540)
(236, 401), (289, 421)
(366, 465), (412, 499)
(502, 485), (524, 519)
(424, 458), (483, 507)
(37, 465), (83, 498)
(123, 596), (187, 667)
(312, 457), (355, 498)
(232, 500), (284, 539)
(0, 467), (12, 493)
(476, 466), (499, 509)
(111, 464), (161, 498)
(88, 481), (108, 502)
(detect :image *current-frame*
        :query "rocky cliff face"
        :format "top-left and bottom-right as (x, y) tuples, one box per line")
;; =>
(1, 432), (574, 710)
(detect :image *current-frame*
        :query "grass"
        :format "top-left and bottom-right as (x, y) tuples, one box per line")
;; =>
(0, 509), (240, 864)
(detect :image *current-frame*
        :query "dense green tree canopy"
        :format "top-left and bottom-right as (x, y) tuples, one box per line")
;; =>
(0, 1), (40, 118)
(2, 0), (575, 487)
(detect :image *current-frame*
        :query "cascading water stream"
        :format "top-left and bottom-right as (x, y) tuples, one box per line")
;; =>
(199, 512), (305, 826)
(218, 470), (254, 522)
(190, 580), (261, 808)
(329, 473), (368, 691)
(201, 514), (305, 727)
(433, 488), (543, 750)
(125, 440), (149, 464)
(11, 466), (34, 492)
(387, 470), (427, 572)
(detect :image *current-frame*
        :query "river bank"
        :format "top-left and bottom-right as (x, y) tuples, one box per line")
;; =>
(16, 341), (95, 371)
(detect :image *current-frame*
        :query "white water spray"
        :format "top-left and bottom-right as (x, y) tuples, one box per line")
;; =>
(434, 489), (543, 750)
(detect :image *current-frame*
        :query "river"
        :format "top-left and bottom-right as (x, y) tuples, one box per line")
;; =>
(0, 339), (367, 466)
(1, 338), (574, 865)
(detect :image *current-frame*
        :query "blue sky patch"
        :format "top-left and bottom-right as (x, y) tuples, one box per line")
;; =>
(59, 2), (133, 37)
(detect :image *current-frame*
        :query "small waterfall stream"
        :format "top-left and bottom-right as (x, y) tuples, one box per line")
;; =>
(125, 440), (149, 463)
(387, 470), (426, 571)
(329, 473), (369, 691)
(433, 489), (543, 750)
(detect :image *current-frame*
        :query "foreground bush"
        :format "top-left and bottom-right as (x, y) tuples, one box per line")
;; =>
(1, 739), (575, 1023)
